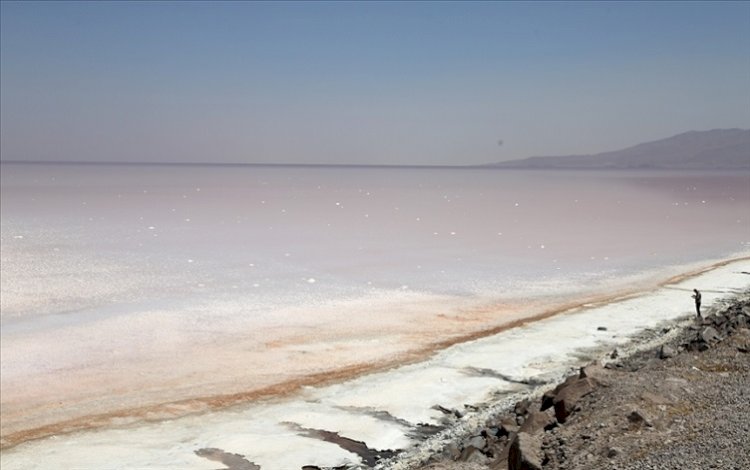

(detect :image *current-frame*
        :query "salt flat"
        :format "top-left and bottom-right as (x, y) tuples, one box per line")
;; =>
(2, 259), (747, 470)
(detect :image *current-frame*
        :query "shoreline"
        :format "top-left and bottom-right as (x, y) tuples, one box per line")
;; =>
(2, 256), (749, 452)
(403, 292), (750, 470)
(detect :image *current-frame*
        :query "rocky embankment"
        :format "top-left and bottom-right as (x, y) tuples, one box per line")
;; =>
(417, 296), (750, 470)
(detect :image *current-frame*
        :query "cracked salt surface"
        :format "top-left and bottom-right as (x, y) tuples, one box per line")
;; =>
(2, 260), (748, 470)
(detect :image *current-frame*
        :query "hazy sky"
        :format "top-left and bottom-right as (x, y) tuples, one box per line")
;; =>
(1, 1), (749, 165)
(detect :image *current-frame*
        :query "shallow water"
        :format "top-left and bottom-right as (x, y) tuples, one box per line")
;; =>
(1, 163), (749, 452)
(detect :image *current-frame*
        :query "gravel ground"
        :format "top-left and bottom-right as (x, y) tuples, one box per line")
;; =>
(548, 323), (750, 470)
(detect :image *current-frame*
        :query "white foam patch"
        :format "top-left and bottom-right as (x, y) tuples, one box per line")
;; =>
(3, 260), (748, 469)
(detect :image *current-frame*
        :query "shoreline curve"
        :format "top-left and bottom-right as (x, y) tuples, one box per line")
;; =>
(2, 255), (748, 450)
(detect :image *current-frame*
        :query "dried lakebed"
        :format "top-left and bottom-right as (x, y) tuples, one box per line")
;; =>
(1, 260), (749, 470)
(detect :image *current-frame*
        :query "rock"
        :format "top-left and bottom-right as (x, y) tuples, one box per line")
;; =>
(731, 315), (749, 330)
(686, 333), (711, 351)
(514, 398), (532, 417)
(553, 377), (596, 423)
(659, 344), (676, 359)
(701, 326), (721, 343)
(731, 329), (750, 353)
(579, 363), (609, 386)
(508, 432), (543, 470)
(540, 390), (557, 411)
(541, 375), (579, 411)
(483, 427), (500, 438)
(607, 446), (622, 458)
(444, 442), (461, 459)
(597, 326), (607, 331)
(627, 408), (654, 427)
(519, 410), (557, 434)
(695, 341), (710, 351)
(459, 439), (489, 463)
(466, 435), (487, 450)
(491, 434), (514, 466)
(498, 417), (520, 436)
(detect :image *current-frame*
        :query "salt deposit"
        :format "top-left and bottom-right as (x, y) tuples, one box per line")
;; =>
(2, 260), (748, 470)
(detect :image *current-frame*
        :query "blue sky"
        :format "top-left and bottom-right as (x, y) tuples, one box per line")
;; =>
(1, 1), (749, 165)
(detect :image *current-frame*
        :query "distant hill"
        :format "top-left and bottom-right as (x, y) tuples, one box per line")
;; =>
(488, 129), (750, 170)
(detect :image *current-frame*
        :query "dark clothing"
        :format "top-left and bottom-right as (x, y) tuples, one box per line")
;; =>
(693, 290), (702, 317)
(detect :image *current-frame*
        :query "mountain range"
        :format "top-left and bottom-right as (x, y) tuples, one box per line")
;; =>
(488, 129), (750, 170)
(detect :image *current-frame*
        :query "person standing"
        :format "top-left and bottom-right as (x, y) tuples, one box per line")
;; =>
(692, 289), (702, 318)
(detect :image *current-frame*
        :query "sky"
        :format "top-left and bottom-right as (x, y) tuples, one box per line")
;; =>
(1, 1), (749, 166)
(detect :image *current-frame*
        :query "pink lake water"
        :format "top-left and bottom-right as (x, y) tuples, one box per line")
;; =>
(1, 163), (748, 448)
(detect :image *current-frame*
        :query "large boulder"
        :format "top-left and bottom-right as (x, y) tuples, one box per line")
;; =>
(508, 432), (543, 470)
(579, 363), (609, 386)
(552, 377), (596, 423)
(686, 325), (723, 351)
(701, 326), (721, 343)
(541, 374), (578, 411)
(519, 410), (556, 435)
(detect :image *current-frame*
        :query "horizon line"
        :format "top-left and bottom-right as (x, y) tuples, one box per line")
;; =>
(2, 160), (748, 172)
(0, 159), (493, 169)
